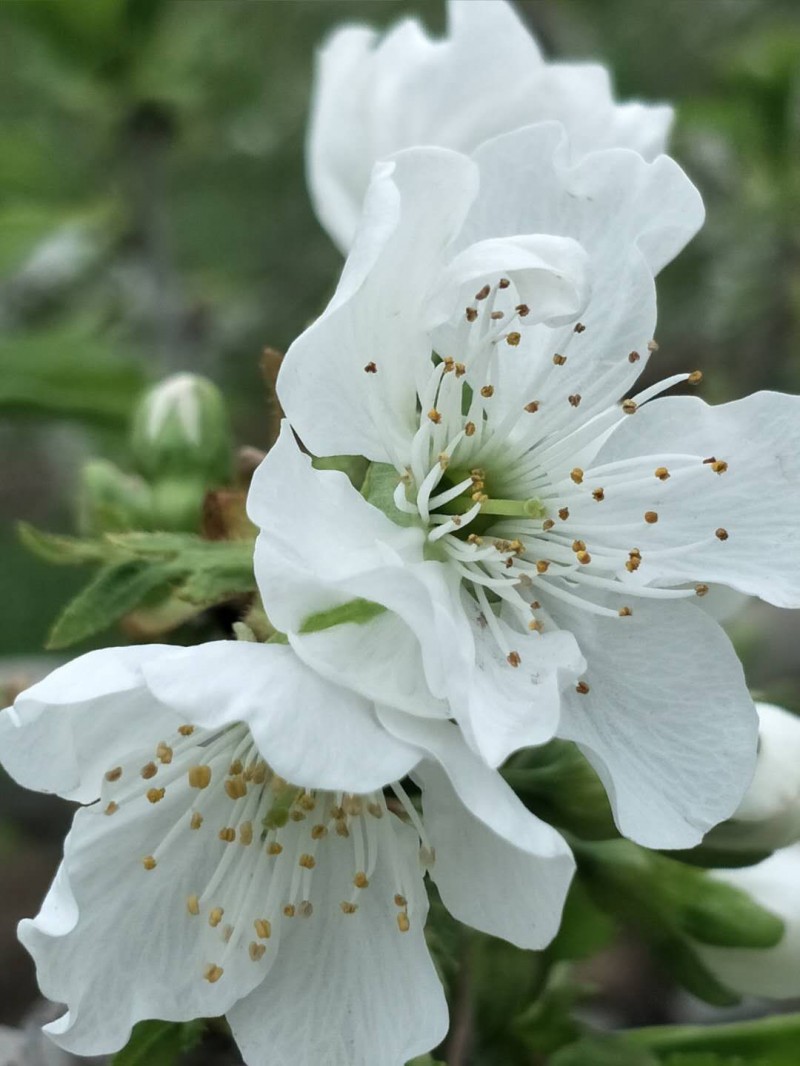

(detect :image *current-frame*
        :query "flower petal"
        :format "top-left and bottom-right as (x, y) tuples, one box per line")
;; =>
(589, 391), (800, 607)
(545, 596), (758, 848)
(379, 710), (575, 950)
(0, 645), (177, 803)
(226, 816), (448, 1066)
(143, 642), (422, 795)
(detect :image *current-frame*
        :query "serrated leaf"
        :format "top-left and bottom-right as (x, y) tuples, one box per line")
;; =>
(47, 559), (180, 648)
(18, 521), (109, 566)
(112, 1019), (204, 1066)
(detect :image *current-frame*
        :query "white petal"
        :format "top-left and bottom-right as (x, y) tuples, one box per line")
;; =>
(545, 596), (758, 848)
(590, 392), (800, 607)
(280, 148), (479, 461)
(226, 817), (448, 1066)
(379, 710), (575, 950)
(696, 846), (800, 999)
(0, 645), (178, 803)
(143, 642), (422, 795)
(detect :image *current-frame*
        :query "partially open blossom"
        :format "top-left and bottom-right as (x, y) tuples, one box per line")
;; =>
(251, 127), (800, 849)
(308, 0), (672, 251)
(695, 845), (800, 999)
(0, 642), (573, 1066)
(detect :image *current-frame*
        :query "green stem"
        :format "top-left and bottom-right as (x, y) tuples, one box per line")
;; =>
(624, 1011), (800, 1056)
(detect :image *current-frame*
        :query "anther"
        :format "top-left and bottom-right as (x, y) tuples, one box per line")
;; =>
(499, 277), (510, 289)
(687, 370), (703, 384)
(695, 584), (710, 597)
(156, 742), (173, 765)
(298, 901), (313, 918)
(267, 842), (283, 855)
(224, 776), (247, 800)
(480, 385), (494, 398)
(219, 828), (236, 843)
(490, 310), (504, 320)
(311, 824), (328, 839)
(568, 394), (581, 407)
(249, 942), (266, 961)
(427, 408), (442, 424)
(354, 872), (369, 889)
(340, 902), (358, 914)
(255, 919), (272, 939)
(536, 560), (550, 574)
(104, 802), (118, 816)
(464, 421), (476, 436)
(507, 651), (521, 668)
(515, 303), (530, 317)
(618, 606), (633, 617)
(204, 964), (223, 984)
(142, 856), (157, 870)
(711, 460), (728, 474)
(524, 400), (540, 413)
(574, 322), (586, 333)
(230, 760), (243, 775)
(528, 620), (544, 632)
(283, 904), (296, 918)
(644, 511), (659, 524)
(506, 330), (521, 347)
(553, 353), (567, 366)
(654, 467), (670, 480)
(622, 399), (638, 415)
(299, 854), (316, 870)
(187, 895), (200, 915)
(363, 361), (377, 373)
(466, 307), (478, 322)
(647, 340), (659, 352)
(190, 812), (203, 830)
(141, 762), (157, 780)
(558, 507), (569, 521)
(397, 913), (411, 933)
(715, 528), (729, 541)
(105, 767), (122, 782)
(147, 787), (165, 804)
(572, 539), (586, 552)
(576, 681), (590, 695)
(455, 362), (466, 377)
(570, 468), (584, 484)
(178, 725), (195, 736)
(475, 284), (490, 301)
(628, 350), (640, 363)
(592, 488), (605, 501)
(222, 924), (233, 943)
(542, 518), (555, 531)
(394, 894), (407, 907)
(577, 550), (591, 565)
(188, 765), (211, 789)
(239, 822), (253, 845)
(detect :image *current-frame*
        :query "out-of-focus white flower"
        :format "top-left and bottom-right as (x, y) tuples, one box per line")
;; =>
(307, 0), (672, 252)
(0, 642), (573, 1066)
(696, 845), (800, 999)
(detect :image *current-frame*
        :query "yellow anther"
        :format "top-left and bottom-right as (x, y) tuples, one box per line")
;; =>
(299, 854), (316, 870)
(283, 904), (296, 918)
(229, 759), (243, 775)
(687, 370), (703, 384)
(204, 964), (223, 984)
(622, 399), (638, 415)
(558, 507), (570, 521)
(156, 742), (173, 765)
(394, 894), (407, 907)
(507, 651), (521, 668)
(576, 550), (591, 565)
(141, 762), (157, 780)
(570, 468), (584, 484)
(340, 902), (358, 914)
(528, 620), (544, 632)
(716, 527), (729, 541)
(576, 681), (590, 695)
(311, 824), (328, 840)
(553, 353), (567, 366)
(354, 872), (369, 889)
(455, 362), (466, 377)
(695, 583), (710, 597)
(178, 724), (195, 736)
(654, 467), (670, 480)
(187, 895), (200, 916)
(644, 511), (659, 524)
(367, 802), (384, 818)
(142, 856), (157, 870)
(254, 919), (272, 939)
(480, 385), (494, 398)
(464, 421), (476, 436)
(267, 841), (283, 855)
(506, 331), (521, 346)
(572, 539), (586, 553)
(105, 767), (122, 782)
(188, 765), (211, 789)
(618, 606), (633, 617)
(104, 802), (118, 816)
(298, 792), (316, 811)
(208, 907), (224, 927)
(592, 487), (605, 501)
(239, 822), (253, 846)
(190, 811), (203, 830)
(218, 827), (236, 843)
(711, 460), (728, 474)
(397, 913), (411, 933)
(147, 787), (165, 804)
(249, 942), (266, 961)
(224, 776), (247, 800)
(336, 821), (350, 838)
(535, 560), (550, 574)
(427, 408), (442, 424)
(251, 762), (267, 784)
(568, 394), (582, 407)
(290, 810), (306, 822)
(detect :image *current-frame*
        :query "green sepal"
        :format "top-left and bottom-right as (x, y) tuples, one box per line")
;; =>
(312, 454), (369, 490)
(18, 521), (110, 566)
(299, 597), (386, 635)
(112, 1019), (204, 1066)
(361, 462), (419, 527)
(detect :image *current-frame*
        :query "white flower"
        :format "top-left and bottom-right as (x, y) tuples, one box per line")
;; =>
(250, 127), (800, 850)
(308, 0), (672, 252)
(0, 642), (573, 1066)
(695, 845), (800, 999)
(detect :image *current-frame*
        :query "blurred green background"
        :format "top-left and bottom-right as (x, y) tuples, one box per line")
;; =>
(0, 0), (798, 1046)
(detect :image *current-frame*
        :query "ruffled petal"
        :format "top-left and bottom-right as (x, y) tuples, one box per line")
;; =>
(143, 642), (422, 794)
(0, 645), (177, 803)
(544, 596), (758, 848)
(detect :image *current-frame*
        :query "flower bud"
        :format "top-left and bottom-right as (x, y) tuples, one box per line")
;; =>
(130, 373), (232, 485)
(78, 458), (153, 535)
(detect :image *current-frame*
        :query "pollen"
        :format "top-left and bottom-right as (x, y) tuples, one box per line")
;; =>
(208, 907), (224, 927)
(558, 507), (570, 521)
(105, 767), (122, 782)
(576, 681), (590, 695)
(204, 964), (223, 984)
(524, 401), (540, 413)
(628, 350), (640, 363)
(427, 408), (442, 424)
(506, 331), (521, 346)
(507, 651), (521, 668)
(397, 913), (411, 933)
(142, 856), (157, 870)
(687, 370), (703, 384)
(141, 762), (157, 780)
(363, 361), (377, 373)
(695, 583), (710, 596)
(568, 394), (582, 407)
(553, 353), (567, 366)
(219, 828), (236, 843)
(147, 787), (165, 804)
(187, 894), (200, 916)
(156, 742), (173, 765)
(354, 872), (369, 889)
(299, 854), (316, 870)
(715, 528), (729, 541)
(536, 560), (550, 574)
(254, 919), (272, 939)
(654, 467), (670, 480)
(592, 488), (605, 501)
(644, 511), (659, 524)
(570, 468), (584, 484)
(190, 812), (203, 830)
(104, 802), (118, 816)
(480, 385), (494, 398)
(178, 725), (195, 736)
(188, 765), (212, 789)
(249, 942), (266, 962)
(711, 460), (728, 474)
(622, 399), (638, 415)
(465, 421), (476, 436)
(340, 902), (358, 914)
(618, 606), (633, 617)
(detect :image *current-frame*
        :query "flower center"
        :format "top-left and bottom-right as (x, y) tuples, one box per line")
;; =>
(101, 723), (431, 985)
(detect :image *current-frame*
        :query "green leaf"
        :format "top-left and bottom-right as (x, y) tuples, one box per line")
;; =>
(548, 879), (617, 962)
(18, 521), (109, 566)
(551, 1036), (659, 1066)
(627, 1013), (800, 1065)
(47, 559), (180, 648)
(299, 597), (387, 635)
(112, 1019), (204, 1066)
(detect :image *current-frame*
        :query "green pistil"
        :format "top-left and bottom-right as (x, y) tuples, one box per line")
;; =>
(262, 784), (301, 830)
(438, 494), (548, 520)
